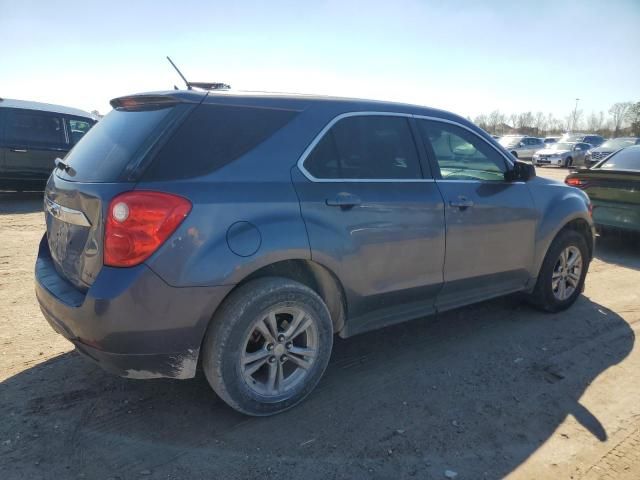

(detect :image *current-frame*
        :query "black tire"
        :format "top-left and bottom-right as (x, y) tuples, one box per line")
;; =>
(202, 277), (333, 416)
(564, 156), (573, 168)
(528, 229), (590, 312)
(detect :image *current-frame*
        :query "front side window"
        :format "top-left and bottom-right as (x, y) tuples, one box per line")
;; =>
(5, 109), (66, 147)
(68, 117), (93, 145)
(303, 115), (422, 180)
(418, 120), (508, 181)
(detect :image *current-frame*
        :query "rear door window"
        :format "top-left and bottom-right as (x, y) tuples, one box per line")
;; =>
(67, 117), (94, 145)
(58, 106), (176, 182)
(5, 109), (66, 147)
(142, 104), (299, 181)
(303, 115), (423, 180)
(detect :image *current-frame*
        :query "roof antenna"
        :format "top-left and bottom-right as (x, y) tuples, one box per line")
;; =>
(167, 56), (191, 90)
(166, 56), (231, 91)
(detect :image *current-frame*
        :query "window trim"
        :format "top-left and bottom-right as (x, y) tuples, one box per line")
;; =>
(297, 112), (431, 183)
(297, 111), (514, 183)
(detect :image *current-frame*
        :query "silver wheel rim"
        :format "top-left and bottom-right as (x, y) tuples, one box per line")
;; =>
(240, 306), (318, 397)
(552, 246), (583, 301)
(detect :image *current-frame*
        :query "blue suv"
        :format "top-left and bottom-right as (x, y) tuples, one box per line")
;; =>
(36, 91), (594, 415)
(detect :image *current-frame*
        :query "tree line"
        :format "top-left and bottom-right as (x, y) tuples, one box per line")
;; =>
(471, 101), (640, 138)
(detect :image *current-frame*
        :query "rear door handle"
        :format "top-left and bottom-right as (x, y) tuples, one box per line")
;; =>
(326, 193), (362, 209)
(449, 196), (474, 210)
(10, 148), (28, 153)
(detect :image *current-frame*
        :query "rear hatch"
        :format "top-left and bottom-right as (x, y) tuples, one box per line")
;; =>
(44, 93), (200, 291)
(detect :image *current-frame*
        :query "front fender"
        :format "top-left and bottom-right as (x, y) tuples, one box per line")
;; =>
(530, 181), (594, 276)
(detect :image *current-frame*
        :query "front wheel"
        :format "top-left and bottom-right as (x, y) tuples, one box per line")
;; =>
(528, 229), (590, 312)
(202, 277), (333, 416)
(564, 156), (573, 168)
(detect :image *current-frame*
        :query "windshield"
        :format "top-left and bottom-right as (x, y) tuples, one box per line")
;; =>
(599, 138), (637, 150)
(598, 147), (640, 170)
(498, 137), (521, 147)
(547, 143), (574, 150)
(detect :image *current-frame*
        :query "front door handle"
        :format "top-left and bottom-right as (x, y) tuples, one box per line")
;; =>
(326, 193), (362, 209)
(449, 196), (474, 210)
(10, 148), (28, 153)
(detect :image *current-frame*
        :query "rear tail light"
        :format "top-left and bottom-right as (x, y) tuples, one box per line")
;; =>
(105, 191), (191, 267)
(565, 177), (588, 189)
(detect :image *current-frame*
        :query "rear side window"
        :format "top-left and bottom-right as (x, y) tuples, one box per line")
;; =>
(303, 115), (422, 180)
(59, 106), (174, 182)
(67, 117), (94, 145)
(143, 104), (299, 181)
(5, 109), (65, 147)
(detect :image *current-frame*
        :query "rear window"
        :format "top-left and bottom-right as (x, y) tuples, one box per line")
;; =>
(57, 106), (175, 182)
(598, 147), (640, 170)
(142, 104), (299, 181)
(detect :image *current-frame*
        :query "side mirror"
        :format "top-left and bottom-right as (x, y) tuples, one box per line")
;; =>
(505, 160), (536, 182)
(518, 142), (525, 147)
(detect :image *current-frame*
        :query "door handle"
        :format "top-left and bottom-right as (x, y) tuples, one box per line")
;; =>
(449, 196), (474, 210)
(10, 148), (28, 153)
(326, 193), (362, 209)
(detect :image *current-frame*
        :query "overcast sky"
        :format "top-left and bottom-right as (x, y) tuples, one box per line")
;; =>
(1, 0), (638, 120)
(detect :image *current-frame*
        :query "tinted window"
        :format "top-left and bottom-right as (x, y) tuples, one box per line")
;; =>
(59, 106), (175, 182)
(598, 147), (640, 170)
(144, 104), (299, 181)
(418, 120), (507, 181)
(303, 115), (422, 180)
(68, 117), (93, 145)
(5, 109), (65, 146)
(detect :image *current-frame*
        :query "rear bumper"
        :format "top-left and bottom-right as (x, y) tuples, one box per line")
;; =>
(593, 201), (640, 233)
(35, 235), (233, 379)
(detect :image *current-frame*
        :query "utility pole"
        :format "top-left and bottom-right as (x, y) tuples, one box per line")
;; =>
(572, 98), (580, 131)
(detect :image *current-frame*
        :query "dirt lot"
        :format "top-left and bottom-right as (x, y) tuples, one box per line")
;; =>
(1, 168), (639, 480)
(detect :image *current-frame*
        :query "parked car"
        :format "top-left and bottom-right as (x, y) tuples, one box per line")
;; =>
(566, 145), (640, 234)
(544, 136), (561, 144)
(498, 135), (545, 159)
(560, 133), (605, 148)
(36, 91), (594, 415)
(532, 142), (591, 168)
(586, 137), (640, 166)
(0, 98), (97, 190)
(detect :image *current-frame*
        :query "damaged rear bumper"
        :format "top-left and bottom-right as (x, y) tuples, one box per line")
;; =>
(35, 235), (233, 379)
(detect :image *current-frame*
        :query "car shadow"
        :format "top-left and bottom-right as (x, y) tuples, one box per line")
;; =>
(0, 191), (43, 215)
(0, 296), (633, 479)
(595, 233), (640, 271)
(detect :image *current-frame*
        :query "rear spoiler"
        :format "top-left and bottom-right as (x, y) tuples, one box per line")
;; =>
(110, 93), (202, 110)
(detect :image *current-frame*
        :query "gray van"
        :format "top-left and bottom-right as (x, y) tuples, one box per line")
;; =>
(0, 98), (96, 190)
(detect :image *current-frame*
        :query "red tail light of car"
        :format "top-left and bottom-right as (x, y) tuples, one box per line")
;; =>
(565, 177), (588, 189)
(105, 191), (191, 267)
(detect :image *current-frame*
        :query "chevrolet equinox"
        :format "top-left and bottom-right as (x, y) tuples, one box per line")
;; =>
(36, 91), (595, 415)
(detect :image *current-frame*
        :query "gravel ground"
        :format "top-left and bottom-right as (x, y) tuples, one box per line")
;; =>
(1, 167), (639, 480)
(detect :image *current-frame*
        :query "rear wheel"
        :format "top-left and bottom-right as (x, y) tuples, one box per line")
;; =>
(564, 156), (573, 168)
(202, 277), (333, 416)
(528, 229), (589, 312)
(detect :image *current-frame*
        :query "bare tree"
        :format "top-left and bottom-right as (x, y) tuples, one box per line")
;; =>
(586, 112), (602, 132)
(516, 112), (534, 132)
(508, 113), (518, 132)
(569, 109), (583, 131)
(487, 110), (505, 135)
(627, 102), (640, 136)
(609, 102), (632, 136)
(533, 112), (546, 135)
(474, 114), (489, 131)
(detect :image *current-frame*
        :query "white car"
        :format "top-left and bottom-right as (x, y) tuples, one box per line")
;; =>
(532, 142), (591, 168)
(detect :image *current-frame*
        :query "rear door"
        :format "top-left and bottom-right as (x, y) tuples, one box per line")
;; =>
(416, 118), (537, 311)
(2, 108), (69, 184)
(293, 113), (445, 335)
